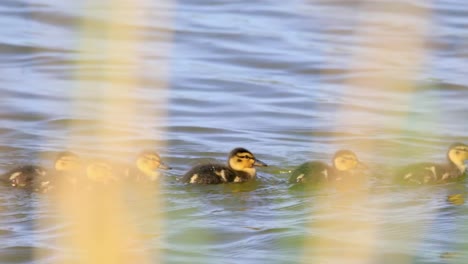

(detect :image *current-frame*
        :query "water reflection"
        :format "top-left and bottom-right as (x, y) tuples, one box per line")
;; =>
(0, 0), (468, 263)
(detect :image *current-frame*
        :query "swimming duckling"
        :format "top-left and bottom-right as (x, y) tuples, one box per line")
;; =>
(394, 142), (468, 185)
(52, 151), (83, 184)
(182, 147), (268, 184)
(0, 164), (48, 191)
(0, 151), (81, 192)
(86, 160), (116, 185)
(289, 150), (366, 184)
(124, 150), (171, 182)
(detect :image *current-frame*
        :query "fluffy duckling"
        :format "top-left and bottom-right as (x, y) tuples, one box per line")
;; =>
(86, 160), (117, 185)
(182, 147), (268, 184)
(0, 165), (48, 190)
(394, 142), (468, 185)
(124, 151), (171, 182)
(0, 151), (81, 192)
(52, 151), (83, 183)
(54, 151), (82, 174)
(289, 150), (366, 184)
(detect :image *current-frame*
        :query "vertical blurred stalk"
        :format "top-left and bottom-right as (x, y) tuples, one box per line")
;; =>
(36, 0), (172, 263)
(304, 1), (428, 264)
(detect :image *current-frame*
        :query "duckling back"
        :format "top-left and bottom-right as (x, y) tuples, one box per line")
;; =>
(394, 162), (465, 185)
(182, 164), (237, 184)
(84, 160), (118, 189)
(0, 165), (50, 191)
(123, 167), (162, 182)
(288, 161), (332, 184)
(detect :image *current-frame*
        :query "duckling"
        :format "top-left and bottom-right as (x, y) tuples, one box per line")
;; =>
(124, 150), (171, 182)
(0, 164), (48, 191)
(289, 150), (366, 184)
(447, 194), (465, 206)
(0, 151), (81, 192)
(86, 160), (116, 185)
(51, 151), (83, 184)
(182, 147), (268, 184)
(394, 142), (468, 185)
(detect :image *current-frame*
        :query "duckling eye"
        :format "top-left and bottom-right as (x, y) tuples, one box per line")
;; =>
(237, 159), (242, 162)
(236, 155), (254, 160)
(456, 151), (460, 155)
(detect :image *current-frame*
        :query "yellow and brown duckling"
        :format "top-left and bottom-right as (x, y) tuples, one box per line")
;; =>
(51, 151), (83, 184)
(0, 151), (81, 192)
(0, 164), (48, 191)
(182, 147), (268, 184)
(86, 160), (117, 185)
(289, 150), (366, 184)
(394, 142), (468, 185)
(124, 150), (171, 182)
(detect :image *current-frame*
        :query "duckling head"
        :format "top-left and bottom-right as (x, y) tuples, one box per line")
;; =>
(228, 148), (267, 177)
(86, 160), (115, 184)
(136, 151), (171, 179)
(447, 142), (468, 172)
(54, 151), (82, 173)
(332, 150), (366, 172)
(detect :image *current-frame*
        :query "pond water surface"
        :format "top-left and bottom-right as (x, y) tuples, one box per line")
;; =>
(0, 0), (468, 263)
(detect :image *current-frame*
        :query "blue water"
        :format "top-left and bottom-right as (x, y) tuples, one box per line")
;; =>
(1, 0), (468, 263)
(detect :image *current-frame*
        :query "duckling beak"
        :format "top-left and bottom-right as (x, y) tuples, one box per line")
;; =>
(254, 159), (268, 167)
(159, 162), (172, 170)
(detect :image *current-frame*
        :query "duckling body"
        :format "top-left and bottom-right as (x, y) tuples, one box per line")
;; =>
(289, 161), (336, 184)
(182, 148), (267, 184)
(183, 164), (238, 184)
(0, 165), (49, 191)
(394, 143), (468, 185)
(289, 150), (366, 184)
(50, 151), (83, 186)
(124, 151), (171, 182)
(86, 160), (116, 185)
(395, 163), (463, 185)
(0, 151), (82, 192)
(80, 160), (119, 191)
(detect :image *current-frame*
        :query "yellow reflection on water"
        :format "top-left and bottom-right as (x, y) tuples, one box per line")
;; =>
(303, 1), (429, 264)
(37, 0), (173, 263)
